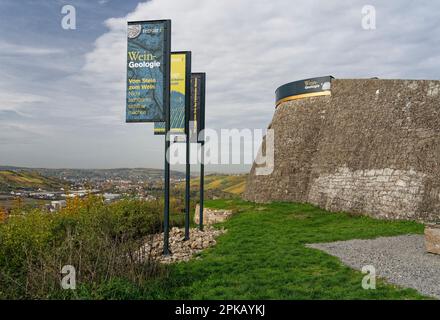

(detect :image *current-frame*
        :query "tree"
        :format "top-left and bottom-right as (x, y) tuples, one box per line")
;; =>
(13, 197), (23, 211)
(0, 207), (7, 222)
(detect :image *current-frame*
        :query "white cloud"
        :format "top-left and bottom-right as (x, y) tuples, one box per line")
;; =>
(0, 41), (64, 56)
(0, 92), (49, 112)
(79, 0), (440, 133)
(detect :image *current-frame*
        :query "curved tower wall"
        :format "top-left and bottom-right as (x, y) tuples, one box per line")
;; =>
(244, 79), (440, 222)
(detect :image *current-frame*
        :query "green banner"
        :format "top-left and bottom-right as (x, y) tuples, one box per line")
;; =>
(126, 20), (170, 122)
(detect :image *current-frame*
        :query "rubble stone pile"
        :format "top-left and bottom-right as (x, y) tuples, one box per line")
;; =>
(138, 226), (227, 264)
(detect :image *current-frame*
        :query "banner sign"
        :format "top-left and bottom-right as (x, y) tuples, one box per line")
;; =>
(126, 20), (171, 122)
(190, 73), (206, 143)
(275, 76), (333, 107)
(154, 52), (191, 134)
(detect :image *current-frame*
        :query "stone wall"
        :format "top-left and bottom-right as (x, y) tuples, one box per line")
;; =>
(243, 79), (440, 222)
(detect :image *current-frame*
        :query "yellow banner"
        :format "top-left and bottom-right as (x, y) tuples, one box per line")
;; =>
(154, 52), (188, 134)
(171, 53), (186, 95)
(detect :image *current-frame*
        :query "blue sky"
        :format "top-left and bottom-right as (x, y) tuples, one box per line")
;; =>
(0, 0), (139, 44)
(0, 0), (439, 171)
(0, 0), (140, 91)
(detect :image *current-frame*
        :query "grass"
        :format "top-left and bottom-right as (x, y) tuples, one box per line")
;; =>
(178, 174), (248, 196)
(223, 180), (246, 194)
(85, 199), (428, 300)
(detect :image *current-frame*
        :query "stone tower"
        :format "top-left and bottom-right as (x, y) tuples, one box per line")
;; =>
(243, 78), (440, 222)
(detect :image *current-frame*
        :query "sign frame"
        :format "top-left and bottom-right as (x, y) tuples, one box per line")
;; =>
(126, 19), (172, 255)
(190, 72), (206, 143)
(154, 51), (192, 135)
(126, 20), (171, 123)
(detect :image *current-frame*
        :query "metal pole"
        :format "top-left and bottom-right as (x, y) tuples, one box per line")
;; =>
(184, 52), (192, 241)
(199, 141), (204, 231)
(163, 21), (171, 256)
(163, 122), (171, 255)
(185, 129), (190, 240)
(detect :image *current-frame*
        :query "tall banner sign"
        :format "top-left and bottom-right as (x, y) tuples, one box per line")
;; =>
(190, 73), (206, 231)
(154, 52), (191, 134)
(126, 20), (171, 122)
(190, 73), (206, 143)
(126, 19), (172, 255)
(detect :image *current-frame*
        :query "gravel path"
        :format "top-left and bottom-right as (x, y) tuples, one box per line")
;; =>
(307, 235), (440, 299)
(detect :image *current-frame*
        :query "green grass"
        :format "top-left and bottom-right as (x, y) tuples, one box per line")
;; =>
(81, 199), (428, 300)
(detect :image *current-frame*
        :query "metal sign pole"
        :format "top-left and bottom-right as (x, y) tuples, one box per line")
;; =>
(184, 78), (190, 240)
(185, 127), (191, 240)
(126, 19), (171, 255)
(190, 73), (205, 232)
(184, 53), (192, 241)
(199, 141), (204, 231)
(199, 73), (206, 231)
(163, 117), (171, 255)
(163, 22), (172, 256)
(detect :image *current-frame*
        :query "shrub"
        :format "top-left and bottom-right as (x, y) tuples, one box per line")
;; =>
(0, 196), (181, 299)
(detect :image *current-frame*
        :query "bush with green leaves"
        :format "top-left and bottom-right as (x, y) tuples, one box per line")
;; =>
(0, 196), (182, 299)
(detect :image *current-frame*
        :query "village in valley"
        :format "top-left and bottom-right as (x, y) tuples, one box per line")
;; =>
(0, 167), (181, 215)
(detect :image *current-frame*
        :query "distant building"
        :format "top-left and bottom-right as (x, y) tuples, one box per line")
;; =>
(103, 193), (121, 203)
(50, 200), (66, 212)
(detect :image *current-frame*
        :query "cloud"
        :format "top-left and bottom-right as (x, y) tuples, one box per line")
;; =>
(0, 41), (64, 56)
(0, 92), (49, 112)
(79, 0), (440, 132)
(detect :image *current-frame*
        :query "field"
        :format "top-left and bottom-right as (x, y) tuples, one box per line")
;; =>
(0, 170), (64, 192)
(0, 198), (48, 210)
(80, 199), (428, 300)
(183, 174), (247, 196)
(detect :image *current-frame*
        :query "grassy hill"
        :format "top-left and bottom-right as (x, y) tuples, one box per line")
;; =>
(204, 174), (247, 195)
(0, 166), (185, 182)
(0, 170), (65, 192)
(76, 199), (427, 300)
(178, 174), (248, 197)
(0, 195), (430, 299)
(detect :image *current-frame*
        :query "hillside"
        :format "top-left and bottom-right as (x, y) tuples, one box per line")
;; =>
(203, 174), (247, 195)
(0, 170), (65, 192)
(180, 174), (247, 196)
(89, 199), (426, 300)
(0, 166), (185, 182)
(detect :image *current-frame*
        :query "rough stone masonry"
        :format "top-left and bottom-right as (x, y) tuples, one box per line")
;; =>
(243, 79), (440, 222)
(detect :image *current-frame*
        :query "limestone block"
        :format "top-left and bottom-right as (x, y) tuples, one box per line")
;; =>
(194, 205), (233, 226)
(425, 225), (440, 255)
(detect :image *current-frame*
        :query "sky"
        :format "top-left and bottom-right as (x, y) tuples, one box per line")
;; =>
(0, 0), (439, 172)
